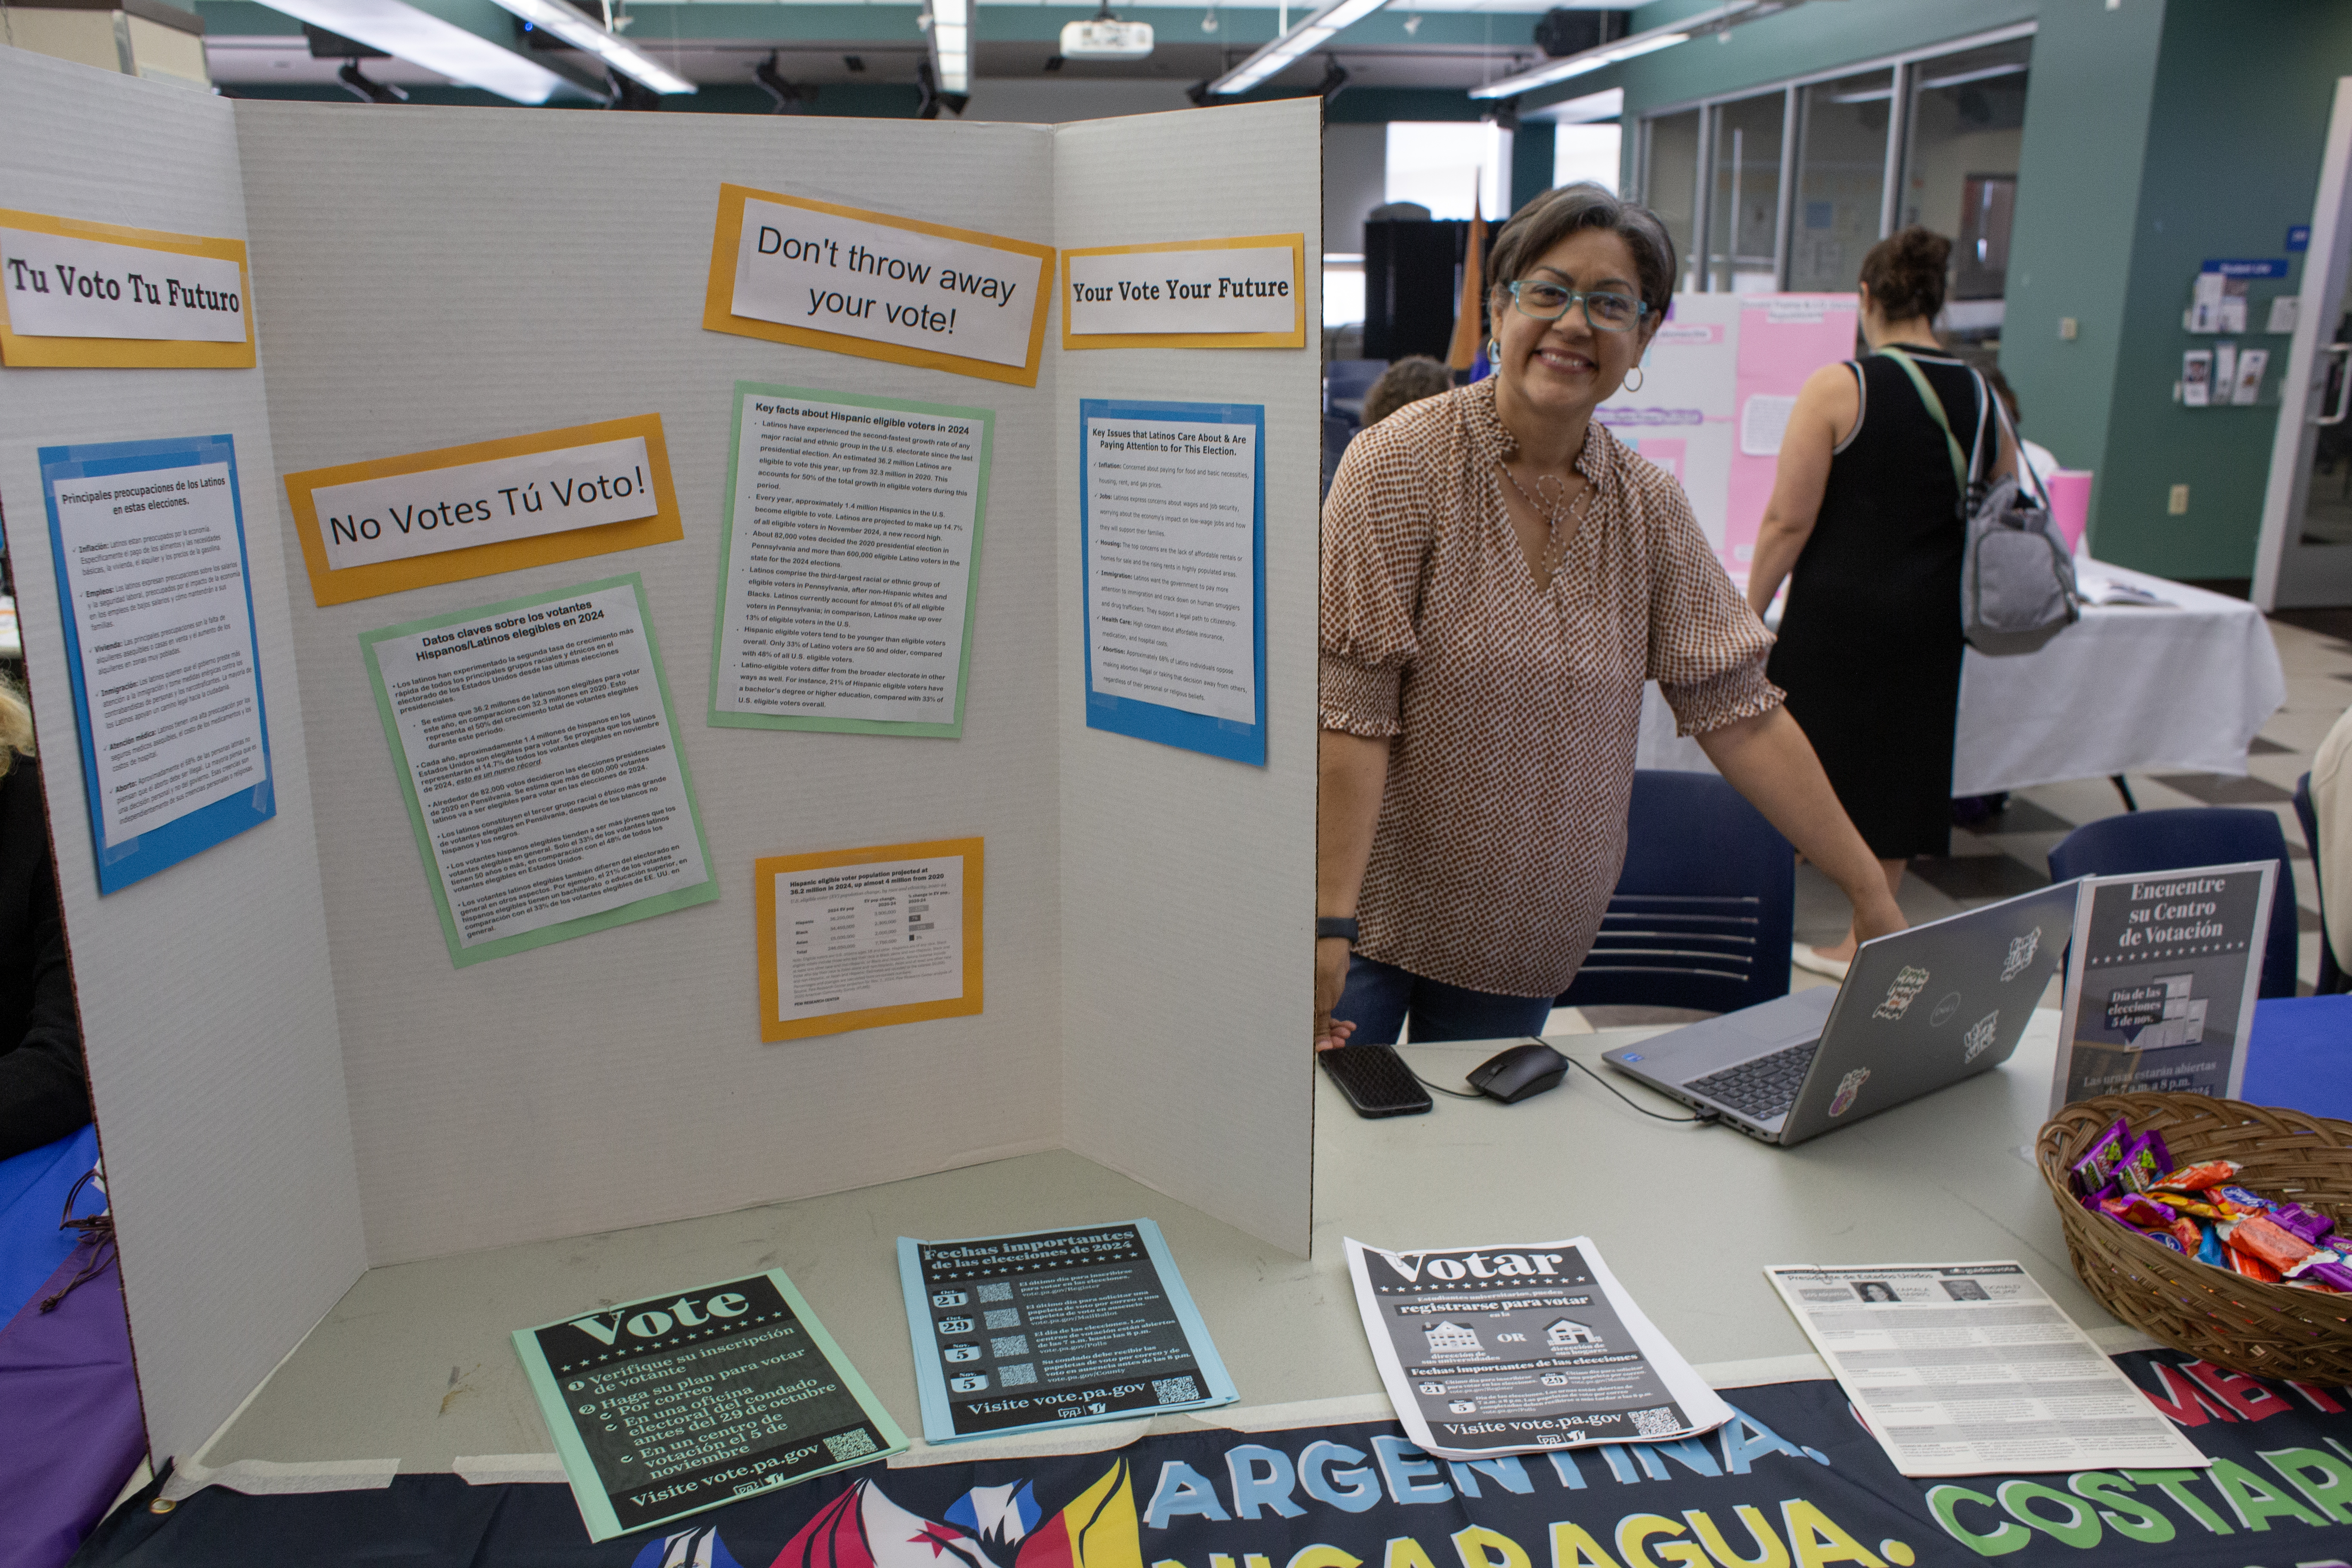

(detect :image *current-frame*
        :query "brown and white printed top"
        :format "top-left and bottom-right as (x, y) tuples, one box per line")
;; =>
(1321, 377), (1782, 998)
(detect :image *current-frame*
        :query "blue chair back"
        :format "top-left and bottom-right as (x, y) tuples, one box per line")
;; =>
(2295, 773), (2348, 995)
(1557, 770), (1795, 1015)
(2046, 807), (2300, 1000)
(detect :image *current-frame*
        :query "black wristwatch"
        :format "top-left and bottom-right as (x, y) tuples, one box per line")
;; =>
(1316, 916), (1360, 943)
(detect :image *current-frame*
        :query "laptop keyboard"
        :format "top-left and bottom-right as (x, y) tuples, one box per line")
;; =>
(1685, 1039), (1820, 1122)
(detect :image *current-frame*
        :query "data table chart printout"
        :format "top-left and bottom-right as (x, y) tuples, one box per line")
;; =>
(1079, 401), (1265, 764)
(39, 434), (274, 891)
(756, 838), (981, 1041)
(514, 1269), (906, 1542)
(896, 1220), (1236, 1441)
(714, 385), (989, 736)
(363, 575), (716, 965)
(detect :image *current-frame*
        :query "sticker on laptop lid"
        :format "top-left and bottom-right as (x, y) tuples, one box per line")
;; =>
(2002, 927), (2044, 981)
(1963, 1010), (2000, 1063)
(1828, 1067), (1870, 1116)
(1874, 966), (1929, 1020)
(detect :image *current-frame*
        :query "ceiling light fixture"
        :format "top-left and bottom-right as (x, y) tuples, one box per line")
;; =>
(925, 0), (971, 96)
(1204, 0), (1385, 97)
(250, 0), (576, 102)
(488, 0), (696, 94)
(1468, 0), (1795, 101)
(1915, 60), (2028, 91)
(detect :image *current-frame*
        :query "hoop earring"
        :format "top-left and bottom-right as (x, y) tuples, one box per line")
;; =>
(1487, 338), (1500, 362)
(1623, 365), (1645, 392)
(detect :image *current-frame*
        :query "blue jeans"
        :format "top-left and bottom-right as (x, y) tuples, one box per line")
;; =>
(1332, 953), (1556, 1045)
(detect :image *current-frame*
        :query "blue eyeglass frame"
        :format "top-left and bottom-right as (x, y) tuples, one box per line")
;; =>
(1505, 281), (1651, 332)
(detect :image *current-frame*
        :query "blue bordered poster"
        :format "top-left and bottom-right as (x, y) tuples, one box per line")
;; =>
(897, 1218), (1238, 1442)
(1078, 400), (1266, 765)
(39, 435), (274, 893)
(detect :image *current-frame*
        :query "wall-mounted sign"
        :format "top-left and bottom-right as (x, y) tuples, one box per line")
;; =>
(1061, 234), (1307, 349)
(0, 209), (254, 369)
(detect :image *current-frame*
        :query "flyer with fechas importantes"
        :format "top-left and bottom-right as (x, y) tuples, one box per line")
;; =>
(898, 1219), (1237, 1442)
(1346, 1236), (1731, 1459)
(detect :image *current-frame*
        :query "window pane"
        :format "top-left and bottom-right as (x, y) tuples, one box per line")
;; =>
(1387, 121), (1513, 221)
(1708, 90), (1784, 293)
(1553, 123), (1622, 194)
(1643, 110), (1701, 291)
(1789, 68), (1892, 293)
(1899, 37), (2031, 322)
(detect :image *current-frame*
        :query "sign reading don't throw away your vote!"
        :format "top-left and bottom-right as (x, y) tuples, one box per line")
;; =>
(704, 185), (1054, 387)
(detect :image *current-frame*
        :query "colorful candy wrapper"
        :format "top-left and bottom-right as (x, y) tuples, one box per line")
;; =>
(2071, 1119), (2132, 1194)
(2101, 1192), (2173, 1229)
(2231, 1214), (2319, 1274)
(2115, 1131), (2174, 1193)
(2228, 1246), (2284, 1283)
(2197, 1224), (2227, 1267)
(2169, 1215), (2205, 1253)
(2272, 1201), (2337, 1245)
(2156, 1159), (2242, 1192)
(2151, 1192), (2223, 1220)
(2306, 1260), (2352, 1293)
(2147, 1230), (2187, 1253)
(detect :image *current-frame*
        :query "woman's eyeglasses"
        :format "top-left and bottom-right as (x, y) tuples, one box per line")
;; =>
(1506, 281), (1648, 332)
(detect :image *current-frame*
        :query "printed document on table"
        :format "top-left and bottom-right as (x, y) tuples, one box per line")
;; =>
(514, 1268), (906, 1542)
(712, 383), (989, 736)
(1347, 1237), (1730, 1458)
(1767, 1261), (2209, 1477)
(897, 1219), (1237, 1442)
(362, 573), (717, 966)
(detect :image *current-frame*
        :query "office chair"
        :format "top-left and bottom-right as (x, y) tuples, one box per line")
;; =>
(2047, 807), (2302, 999)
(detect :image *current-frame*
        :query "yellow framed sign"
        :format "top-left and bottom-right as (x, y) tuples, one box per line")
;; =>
(282, 414), (684, 606)
(1060, 233), (1308, 350)
(0, 208), (256, 369)
(703, 185), (1053, 388)
(754, 837), (983, 1042)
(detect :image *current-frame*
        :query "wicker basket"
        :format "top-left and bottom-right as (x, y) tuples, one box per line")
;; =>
(2037, 1091), (2352, 1381)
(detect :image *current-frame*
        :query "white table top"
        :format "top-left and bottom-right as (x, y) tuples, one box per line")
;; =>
(195, 1014), (2123, 1476)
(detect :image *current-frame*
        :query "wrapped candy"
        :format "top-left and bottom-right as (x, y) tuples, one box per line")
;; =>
(2115, 1131), (2175, 1193)
(2101, 1192), (2174, 1229)
(2071, 1120), (2133, 1194)
(2230, 1214), (2321, 1275)
(2155, 1159), (2242, 1193)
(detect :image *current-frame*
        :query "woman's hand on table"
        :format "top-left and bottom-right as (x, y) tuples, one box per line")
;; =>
(1315, 937), (1355, 1052)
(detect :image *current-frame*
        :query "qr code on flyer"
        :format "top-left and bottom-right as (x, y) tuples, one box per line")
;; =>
(1153, 1376), (1201, 1405)
(1627, 1406), (1681, 1438)
(825, 1429), (880, 1463)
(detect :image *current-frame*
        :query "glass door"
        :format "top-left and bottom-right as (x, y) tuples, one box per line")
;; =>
(1706, 90), (1787, 292)
(2257, 78), (2352, 609)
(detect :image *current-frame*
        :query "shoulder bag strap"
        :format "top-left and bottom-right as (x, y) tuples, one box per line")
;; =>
(1877, 345), (1969, 497)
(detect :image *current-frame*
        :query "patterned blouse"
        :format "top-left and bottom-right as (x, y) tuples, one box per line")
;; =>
(1320, 376), (1782, 998)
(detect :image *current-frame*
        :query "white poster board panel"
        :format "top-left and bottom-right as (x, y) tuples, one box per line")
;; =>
(0, 49), (364, 1466)
(1052, 99), (1320, 1256)
(233, 105), (1066, 1265)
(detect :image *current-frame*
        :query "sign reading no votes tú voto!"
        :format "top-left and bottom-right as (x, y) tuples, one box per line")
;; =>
(1062, 235), (1307, 349)
(282, 415), (685, 606)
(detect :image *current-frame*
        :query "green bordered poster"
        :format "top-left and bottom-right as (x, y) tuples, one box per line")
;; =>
(710, 383), (992, 737)
(515, 1268), (908, 1542)
(360, 573), (718, 967)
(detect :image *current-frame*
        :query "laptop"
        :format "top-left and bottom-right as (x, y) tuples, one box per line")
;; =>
(1600, 882), (2079, 1146)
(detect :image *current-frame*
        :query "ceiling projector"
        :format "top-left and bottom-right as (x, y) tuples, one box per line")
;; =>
(1060, 15), (1155, 59)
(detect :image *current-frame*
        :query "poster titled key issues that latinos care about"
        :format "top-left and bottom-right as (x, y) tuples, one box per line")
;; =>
(897, 1220), (1237, 1442)
(1347, 1237), (1731, 1460)
(362, 574), (717, 967)
(40, 435), (274, 893)
(514, 1268), (907, 1542)
(712, 385), (989, 737)
(1079, 401), (1265, 764)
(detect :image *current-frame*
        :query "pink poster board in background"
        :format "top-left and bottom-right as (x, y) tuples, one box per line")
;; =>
(1726, 295), (1860, 586)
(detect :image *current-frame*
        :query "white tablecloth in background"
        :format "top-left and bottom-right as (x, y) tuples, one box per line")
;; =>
(1637, 560), (2288, 796)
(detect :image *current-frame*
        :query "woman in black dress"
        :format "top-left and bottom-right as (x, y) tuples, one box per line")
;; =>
(1747, 227), (2015, 976)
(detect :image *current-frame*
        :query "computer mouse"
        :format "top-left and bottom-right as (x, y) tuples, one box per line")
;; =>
(1467, 1041), (1568, 1104)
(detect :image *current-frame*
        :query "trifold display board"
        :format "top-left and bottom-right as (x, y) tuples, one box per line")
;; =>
(0, 46), (1319, 1469)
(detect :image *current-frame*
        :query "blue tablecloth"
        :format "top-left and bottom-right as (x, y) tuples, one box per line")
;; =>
(0, 1121), (99, 1324)
(2242, 995), (2352, 1118)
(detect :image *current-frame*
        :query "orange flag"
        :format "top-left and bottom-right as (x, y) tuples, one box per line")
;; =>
(1446, 187), (1487, 371)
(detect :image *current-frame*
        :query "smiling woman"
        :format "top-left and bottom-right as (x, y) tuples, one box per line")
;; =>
(1312, 184), (1907, 1052)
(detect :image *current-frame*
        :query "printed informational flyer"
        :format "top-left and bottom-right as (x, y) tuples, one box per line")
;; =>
(898, 1220), (1237, 1442)
(1767, 1262), (2210, 1477)
(1346, 1237), (1730, 1458)
(361, 574), (717, 966)
(514, 1269), (907, 1542)
(754, 837), (982, 1041)
(38, 434), (275, 893)
(1078, 399), (1265, 765)
(712, 384), (989, 737)
(2052, 861), (2273, 1112)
